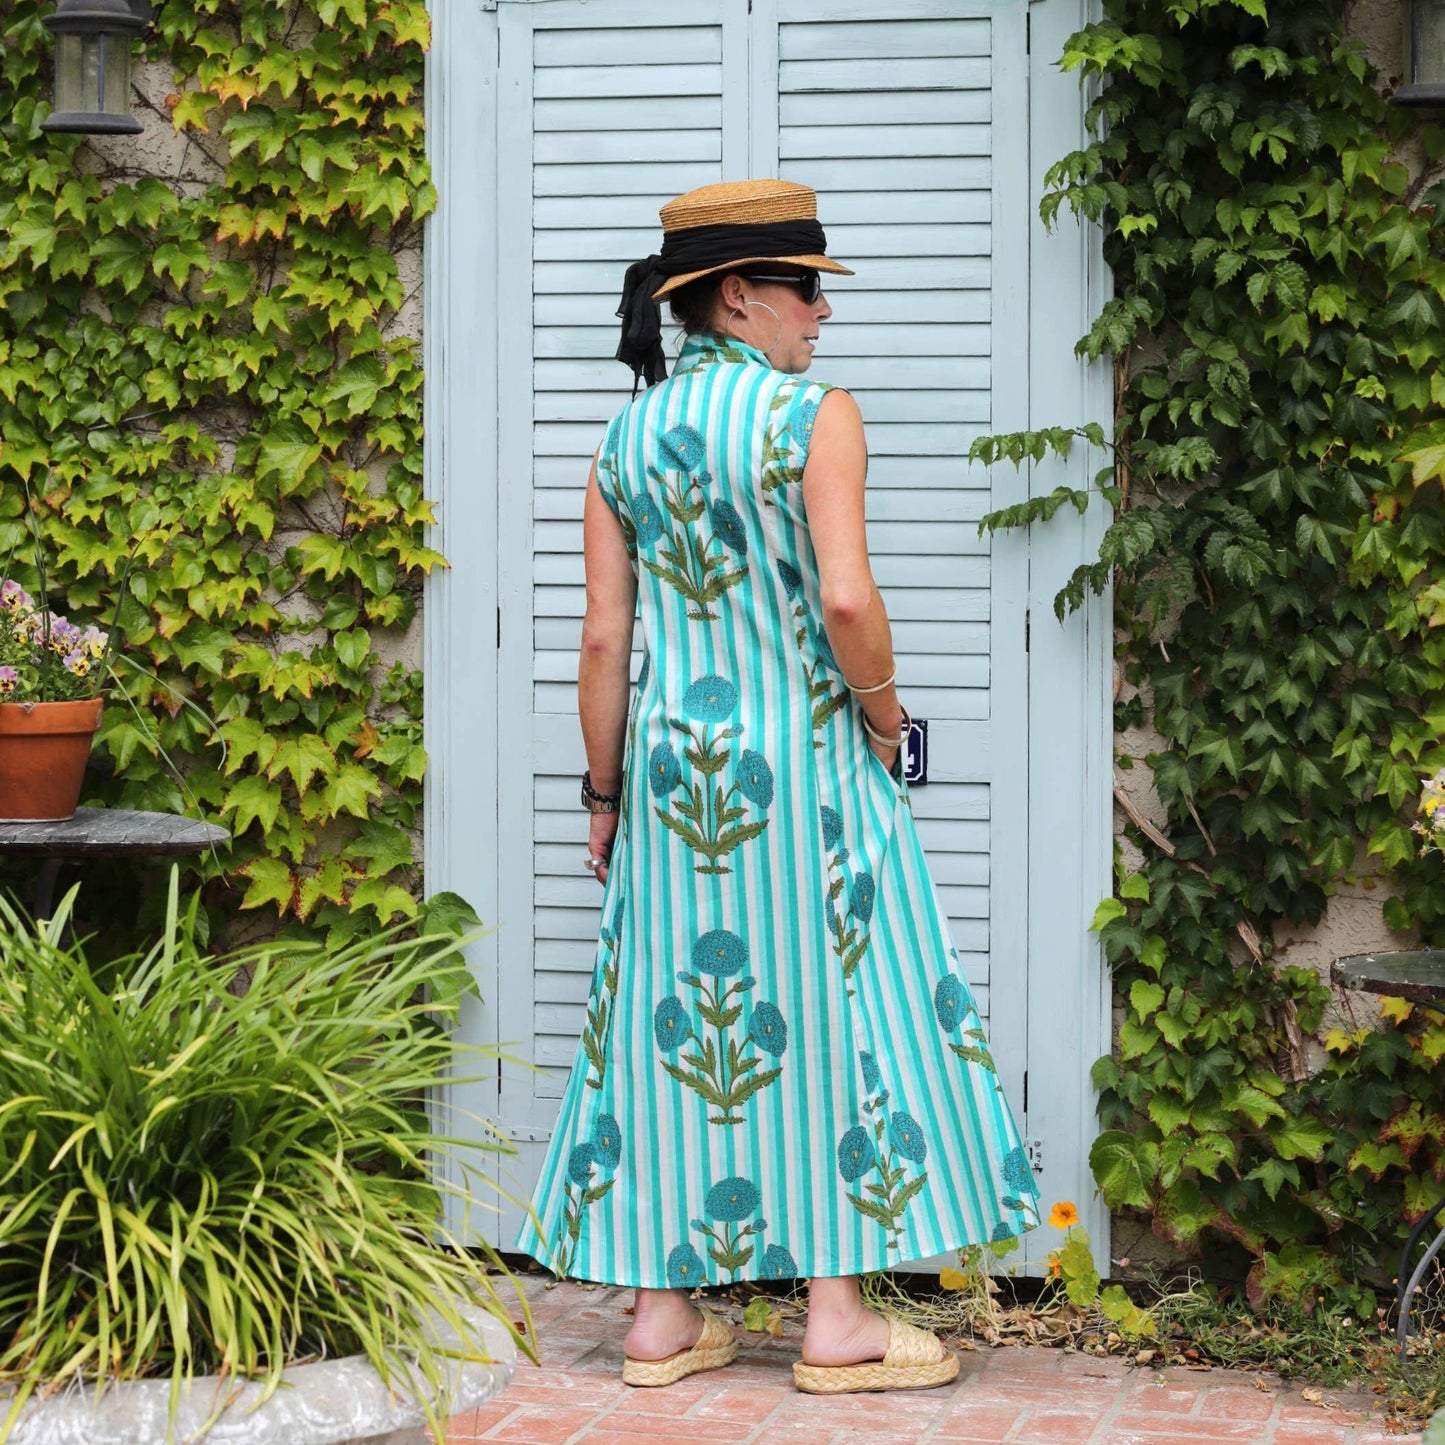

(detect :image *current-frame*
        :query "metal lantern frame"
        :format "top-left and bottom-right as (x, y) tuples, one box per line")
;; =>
(1395, 0), (1445, 107)
(40, 0), (152, 136)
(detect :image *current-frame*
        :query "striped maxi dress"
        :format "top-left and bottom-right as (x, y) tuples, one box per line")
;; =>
(514, 331), (1040, 1287)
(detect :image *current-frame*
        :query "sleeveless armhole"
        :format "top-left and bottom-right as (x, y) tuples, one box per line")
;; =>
(595, 409), (627, 525)
(763, 379), (836, 528)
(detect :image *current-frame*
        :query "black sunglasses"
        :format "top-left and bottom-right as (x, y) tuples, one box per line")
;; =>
(742, 269), (823, 305)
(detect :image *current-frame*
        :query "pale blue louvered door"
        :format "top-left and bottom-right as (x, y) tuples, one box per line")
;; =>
(453, 0), (1066, 1260)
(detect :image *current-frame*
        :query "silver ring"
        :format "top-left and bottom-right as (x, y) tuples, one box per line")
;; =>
(583, 856), (602, 872)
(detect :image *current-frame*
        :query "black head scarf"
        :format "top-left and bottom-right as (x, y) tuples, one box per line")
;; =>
(615, 219), (830, 393)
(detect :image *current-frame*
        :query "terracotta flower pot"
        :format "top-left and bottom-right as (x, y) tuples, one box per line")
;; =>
(0, 697), (104, 823)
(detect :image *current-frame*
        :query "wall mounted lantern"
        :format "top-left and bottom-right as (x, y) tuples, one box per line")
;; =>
(40, 0), (151, 135)
(1395, 0), (1445, 107)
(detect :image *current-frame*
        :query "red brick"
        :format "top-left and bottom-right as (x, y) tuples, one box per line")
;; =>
(1272, 1431), (1350, 1445)
(488, 1404), (605, 1444)
(749, 1428), (843, 1445)
(1106, 1413), (1264, 1440)
(931, 1403), (1027, 1439)
(1122, 1381), (1207, 1413)
(435, 1399), (521, 1440)
(686, 1382), (792, 1421)
(581, 1432), (747, 1445)
(1010, 1411), (1099, 1443)
(592, 1405), (748, 1440)
(1197, 1387), (1277, 1422)
(1275, 1400), (1364, 1426)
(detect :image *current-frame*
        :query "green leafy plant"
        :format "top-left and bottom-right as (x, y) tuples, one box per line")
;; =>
(0, 874), (530, 1440)
(970, 0), (1445, 1306)
(0, 0), (438, 940)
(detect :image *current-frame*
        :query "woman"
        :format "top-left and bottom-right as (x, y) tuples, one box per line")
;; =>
(515, 180), (1039, 1394)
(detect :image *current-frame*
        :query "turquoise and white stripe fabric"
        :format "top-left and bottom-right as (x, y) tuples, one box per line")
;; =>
(515, 332), (1039, 1287)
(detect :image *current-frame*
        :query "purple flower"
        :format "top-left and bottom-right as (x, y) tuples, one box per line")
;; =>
(0, 666), (17, 696)
(0, 581), (31, 611)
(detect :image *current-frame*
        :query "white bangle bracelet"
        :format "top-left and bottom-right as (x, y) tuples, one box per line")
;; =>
(844, 668), (896, 696)
(862, 703), (910, 749)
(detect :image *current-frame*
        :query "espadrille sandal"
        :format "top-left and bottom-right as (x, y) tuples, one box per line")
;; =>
(792, 1317), (960, 1394)
(621, 1305), (738, 1388)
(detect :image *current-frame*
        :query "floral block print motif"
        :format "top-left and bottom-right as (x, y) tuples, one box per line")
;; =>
(552, 1114), (622, 1278)
(652, 674), (772, 874)
(654, 928), (786, 1125)
(779, 561), (847, 746)
(933, 972), (998, 1075)
(668, 1176), (799, 1284)
(630, 423), (748, 621)
(998, 1144), (1038, 1217)
(580, 901), (624, 1090)
(820, 805), (874, 994)
(760, 388), (822, 503)
(837, 1054), (929, 1250)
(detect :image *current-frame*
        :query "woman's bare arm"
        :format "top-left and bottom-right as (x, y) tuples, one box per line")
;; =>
(579, 455), (638, 881)
(801, 389), (903, 764)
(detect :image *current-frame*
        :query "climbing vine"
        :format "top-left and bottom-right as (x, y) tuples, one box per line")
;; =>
(976, 0), (1445, 1307)
(0, 0), (435, 939)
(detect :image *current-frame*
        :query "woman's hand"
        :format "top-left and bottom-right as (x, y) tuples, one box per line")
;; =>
(868, 736), (900, 774)
(588, 810), (620, 886)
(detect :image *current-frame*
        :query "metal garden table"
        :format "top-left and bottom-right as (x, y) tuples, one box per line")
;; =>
(1333, 949), (1445, 1357)
(0, 806), (230, 921)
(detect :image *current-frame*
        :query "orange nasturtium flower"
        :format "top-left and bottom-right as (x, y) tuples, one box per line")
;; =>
(1049, 1201), (1080, 1229)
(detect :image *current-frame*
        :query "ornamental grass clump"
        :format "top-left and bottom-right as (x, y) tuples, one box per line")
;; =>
(0, 876), (531, 1441)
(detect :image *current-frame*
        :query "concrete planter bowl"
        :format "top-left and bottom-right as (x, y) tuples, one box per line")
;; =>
(1, 1301), (516, 1445)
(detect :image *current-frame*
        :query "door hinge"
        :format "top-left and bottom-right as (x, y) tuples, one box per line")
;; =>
(492, 1120), (554, 1144)
(1024, 1138), (1045, 1173)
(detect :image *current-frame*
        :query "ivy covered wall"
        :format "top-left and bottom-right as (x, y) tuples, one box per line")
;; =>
(0, 0), (435, 942)
(978, 0), (1445, 1306)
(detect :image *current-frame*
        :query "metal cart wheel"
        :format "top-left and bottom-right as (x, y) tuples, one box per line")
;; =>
(1398, 1195), (1445, 1363)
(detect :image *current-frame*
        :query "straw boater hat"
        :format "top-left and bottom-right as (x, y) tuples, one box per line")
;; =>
(615, 178), (852, 390)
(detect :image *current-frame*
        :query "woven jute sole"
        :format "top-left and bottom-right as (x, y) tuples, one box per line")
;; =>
(621, 1310), (738, 1388)
(792, 1350), (960, 1395)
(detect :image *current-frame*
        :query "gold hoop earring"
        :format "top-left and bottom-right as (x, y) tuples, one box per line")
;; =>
(726, 300), (783, 355)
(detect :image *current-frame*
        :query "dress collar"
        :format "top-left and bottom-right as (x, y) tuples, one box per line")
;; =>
(675, 331), (772, 374)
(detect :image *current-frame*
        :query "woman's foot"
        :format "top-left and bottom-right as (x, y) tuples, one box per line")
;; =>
(625, 1288), (705, 1362)
(800, 1277), (892, 1366)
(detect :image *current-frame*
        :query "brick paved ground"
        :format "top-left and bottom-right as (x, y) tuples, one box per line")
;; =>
(444, 1276), (1423, 1445)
